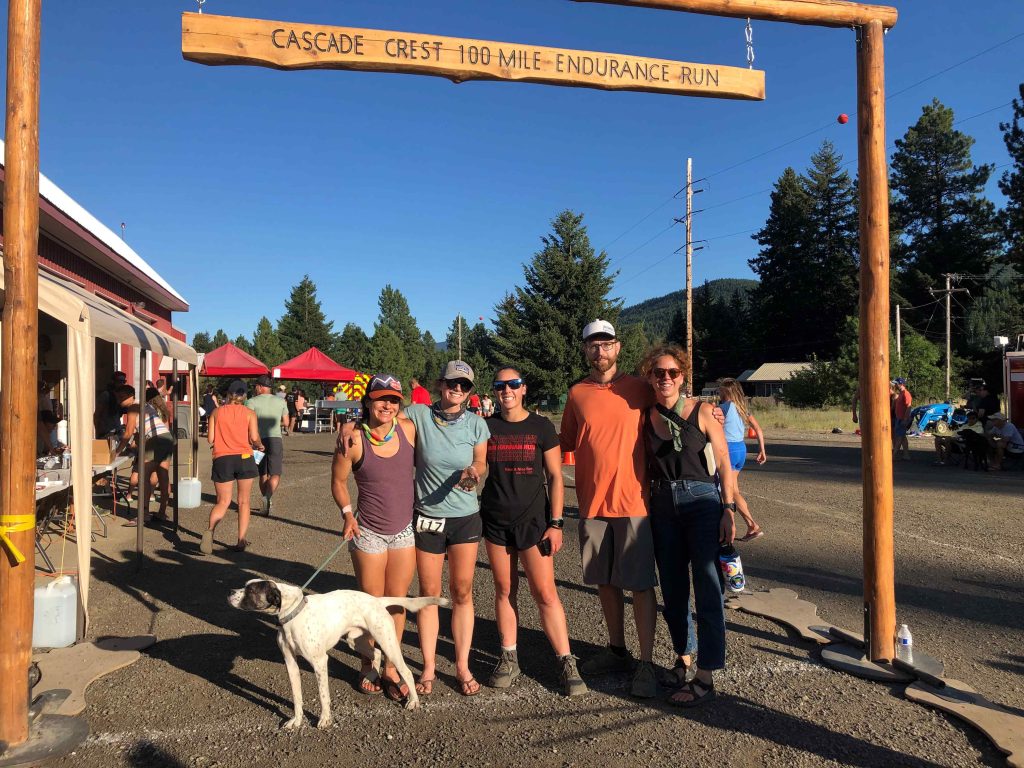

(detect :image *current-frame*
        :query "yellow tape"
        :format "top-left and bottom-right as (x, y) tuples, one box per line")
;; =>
(0, 513), (36, 565)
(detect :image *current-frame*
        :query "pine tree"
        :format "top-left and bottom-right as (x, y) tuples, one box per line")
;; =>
(251, 316), (287, 367)
(666, 305), (686, 346)
(421, 330), (443, 382)
(616, 323), (649, 377)
(491, 210), (620, 397)
(336, 323), (372, 372)
(999, 83), (1024, 269)
(891, 99), (1003, 314)
(376, 285), (425, 383)
(444, 317), (493, 389)
(748, 168), (815, 360)
(191, 331), (213, 353)
(211, 329), (230, 349)
(233, 335), (254, 355)
(277, 276), (338, 359)
(802, 141), (859, 357)
(368, 324), (408, 383)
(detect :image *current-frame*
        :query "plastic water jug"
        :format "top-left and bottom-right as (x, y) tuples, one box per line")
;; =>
(178, 477), (202, 509)
(33, 576), (77, 648)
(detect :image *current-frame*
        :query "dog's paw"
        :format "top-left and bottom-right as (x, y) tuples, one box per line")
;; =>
(403, 695), (420, 711)
(282, 717), (304, 731)
(316, 715), (334, 730)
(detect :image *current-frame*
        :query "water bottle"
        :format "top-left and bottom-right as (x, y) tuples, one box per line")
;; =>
(718, 544), (746, 593)
(896, 624), (913, 663)
(62, 449), (71, 469)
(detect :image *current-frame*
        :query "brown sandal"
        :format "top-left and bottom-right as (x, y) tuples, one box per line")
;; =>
(415, 677), (434, 696)
(458, 676), (481, 697)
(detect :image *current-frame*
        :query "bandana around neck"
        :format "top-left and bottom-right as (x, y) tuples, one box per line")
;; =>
(431, 401), (469, 427)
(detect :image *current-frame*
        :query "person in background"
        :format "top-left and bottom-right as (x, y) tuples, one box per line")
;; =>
(202, 379), (263, 554)
(559, 319), (659, 699)
(37, 410), (63, 456)
(641, 343), (735, 707)
(975, 384), (1000, 425)
(480, 393), (494, 417)
(285, 386), (298, 436)
(134, 386), (174, 525)
(247, 374), (289, 515)
(892, 378), (912, 461)
(410, 377), (432, 406)
(481, 366), (586, 696)
(275, 384), (287, 400)
(295, 389), (307, 432)
(95, 370), (128, 439)
(201, 384), (219, 435)
(717, 378), (765, 541)
(985, 412), (1024, 471)
(331, 374), (418, 702)
(468, 392), (482, 414)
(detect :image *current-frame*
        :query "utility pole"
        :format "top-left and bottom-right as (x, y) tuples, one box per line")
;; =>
(928, 274), (970, 402)
(685, 158), (693, 393)
(895, 304), (901, 363)
(457, 313), (462, 360)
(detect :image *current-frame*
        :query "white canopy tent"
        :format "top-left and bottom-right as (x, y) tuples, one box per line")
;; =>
(0, 260), (196, 626)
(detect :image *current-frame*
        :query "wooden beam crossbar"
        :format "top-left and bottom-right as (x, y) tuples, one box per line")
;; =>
(182, 13), (765, 100)
(570, 0), (898, 29)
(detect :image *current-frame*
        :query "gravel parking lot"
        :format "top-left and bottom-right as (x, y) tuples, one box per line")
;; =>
(50, 430), (1022, 767)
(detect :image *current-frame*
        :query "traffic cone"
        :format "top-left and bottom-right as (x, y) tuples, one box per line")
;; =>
(562, 451), (575, 466)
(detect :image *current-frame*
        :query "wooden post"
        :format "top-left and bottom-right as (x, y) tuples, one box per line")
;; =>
(0, 0), (41, 747)
(856, 18), (895, 663)
(570, 0), (897, 29)
(685, 158), (694, 394)
(136, 348), (147, 565)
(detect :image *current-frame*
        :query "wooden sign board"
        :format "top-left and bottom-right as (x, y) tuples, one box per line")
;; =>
(182, 13), (764, 100)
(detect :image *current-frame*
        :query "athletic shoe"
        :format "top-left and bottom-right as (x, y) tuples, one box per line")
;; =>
(580, 645), (635, 676)
(199, 529), (213, 555)
(264, 495), (272, 516)
(558, 655), (588, 696)
(487, 649), (521, 688)
(630, 661), (657, 698)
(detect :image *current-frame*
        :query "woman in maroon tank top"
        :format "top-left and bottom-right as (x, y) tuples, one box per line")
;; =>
(331, 373), (417, 703)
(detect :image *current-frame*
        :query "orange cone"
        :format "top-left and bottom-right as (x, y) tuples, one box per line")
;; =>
(562, 451), (575, 466)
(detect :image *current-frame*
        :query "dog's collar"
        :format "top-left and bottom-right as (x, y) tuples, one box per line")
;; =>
(278, 596), (308, 625)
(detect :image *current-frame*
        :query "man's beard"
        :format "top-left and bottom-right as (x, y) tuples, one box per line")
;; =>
(590, 358), (616, 374)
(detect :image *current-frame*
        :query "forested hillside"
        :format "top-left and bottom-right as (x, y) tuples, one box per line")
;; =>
(620, 279), (758, 339)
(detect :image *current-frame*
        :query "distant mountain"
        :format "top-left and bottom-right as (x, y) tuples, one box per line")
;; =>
(620, 278), (758, 339)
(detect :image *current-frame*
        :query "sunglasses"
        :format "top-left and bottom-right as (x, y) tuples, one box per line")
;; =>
(652, 367), (682, 380)
(492, 378), (524, 391)
(375, 396), (402, 405)
(444, 378), (473, 392)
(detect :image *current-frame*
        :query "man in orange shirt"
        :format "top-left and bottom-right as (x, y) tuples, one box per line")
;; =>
(560, 320), (659, 698)
(892, 377), (913, 461)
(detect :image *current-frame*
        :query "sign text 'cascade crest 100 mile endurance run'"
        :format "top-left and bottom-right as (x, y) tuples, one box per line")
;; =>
(182, 14), (765, 100)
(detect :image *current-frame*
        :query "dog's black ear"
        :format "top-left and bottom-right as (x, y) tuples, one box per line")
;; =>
(266, 583), (281, 610)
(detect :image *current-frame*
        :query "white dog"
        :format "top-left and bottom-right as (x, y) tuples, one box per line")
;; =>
(228, 579), (448, 728)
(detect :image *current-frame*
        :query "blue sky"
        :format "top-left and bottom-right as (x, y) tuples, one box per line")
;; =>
(6, 1), (1024, 344)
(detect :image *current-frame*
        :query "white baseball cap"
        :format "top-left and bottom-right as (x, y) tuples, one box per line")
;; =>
(582, 319), (616, 341)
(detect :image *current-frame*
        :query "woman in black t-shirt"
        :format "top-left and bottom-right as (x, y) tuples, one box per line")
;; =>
(480, 367), (587, 697)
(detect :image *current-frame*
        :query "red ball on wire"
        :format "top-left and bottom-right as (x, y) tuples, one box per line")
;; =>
(837, 113), (849, 125)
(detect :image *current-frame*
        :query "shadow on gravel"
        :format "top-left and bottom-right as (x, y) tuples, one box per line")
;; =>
(127, 740), (187, 768)
(510, 697), (949, 766)
(751, 561), (1024, 633)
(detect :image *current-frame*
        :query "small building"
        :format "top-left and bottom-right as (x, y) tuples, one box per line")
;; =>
(739, 362), (813, 398)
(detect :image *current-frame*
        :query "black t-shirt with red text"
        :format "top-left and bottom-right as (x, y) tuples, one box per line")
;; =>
(481, 413), (559, 526)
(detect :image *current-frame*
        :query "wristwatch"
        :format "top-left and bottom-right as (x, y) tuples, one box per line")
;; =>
(722, 502), (737, 513)
(547, 518), (565, 530)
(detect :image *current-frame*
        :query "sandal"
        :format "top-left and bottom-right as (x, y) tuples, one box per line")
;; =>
(232, 539), (249, 552)
(738, 528), (764, 543)
(415, 677), (434, 696)
(667, 677), (715, 708)
(457, 676), (481, 697)
(357, 670), (382, 696)
(382, 677), (408, 704)
(659, 658), (692, 689)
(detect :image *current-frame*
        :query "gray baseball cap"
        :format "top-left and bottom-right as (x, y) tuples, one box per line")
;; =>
(441, 360), (474, 382)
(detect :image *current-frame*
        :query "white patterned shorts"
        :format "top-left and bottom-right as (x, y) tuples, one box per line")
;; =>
(349, 522), (415, 554)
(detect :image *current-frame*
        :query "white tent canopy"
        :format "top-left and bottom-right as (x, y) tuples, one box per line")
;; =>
(0, 261), (196, 624)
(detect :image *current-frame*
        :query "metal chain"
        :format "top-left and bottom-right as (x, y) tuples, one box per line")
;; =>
(745, 18), (755, 69)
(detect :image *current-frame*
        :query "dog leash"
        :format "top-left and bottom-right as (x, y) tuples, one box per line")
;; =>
(301, 539), (348, 591)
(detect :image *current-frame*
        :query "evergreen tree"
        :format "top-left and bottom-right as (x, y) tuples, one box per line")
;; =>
(368, 324), (408, 384)
(963, 268), (1024, 356)
(277, 276), (338, 359)
(666, 305), (686, 346)
(336, 323), (372, 372)
(444, 316), (493, 390)
(891, 99), (1003, 315)
(211, 329), (230, 349)
(191, 331), (213, 353)
(999, 83), (1024, 269)
(421, 330), (443, 382)
(376, 285), (425, 383)
(616, 323), (649, 377)
(748, 168), (815, 360)
(233, 335), (254, 355)
(251, 316), (287, 367)
(491, 210), (620, 397)
(802, 141), (859, 356)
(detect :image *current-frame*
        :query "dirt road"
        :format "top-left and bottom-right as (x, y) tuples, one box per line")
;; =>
(50, 431), (1021, 767)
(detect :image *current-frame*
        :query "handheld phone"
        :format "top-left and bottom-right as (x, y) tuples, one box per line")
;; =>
(538, 537), (553, 556)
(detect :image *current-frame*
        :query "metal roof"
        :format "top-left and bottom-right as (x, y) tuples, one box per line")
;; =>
(744, 362), (813, 382)
(736, 368), (757, 383)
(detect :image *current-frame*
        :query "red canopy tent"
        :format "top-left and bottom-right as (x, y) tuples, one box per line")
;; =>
(272, 347), (357, 381)
(200, 342), (269, 376)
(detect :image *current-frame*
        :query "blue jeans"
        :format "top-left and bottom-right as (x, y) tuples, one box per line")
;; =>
(650, 479), (726, 671)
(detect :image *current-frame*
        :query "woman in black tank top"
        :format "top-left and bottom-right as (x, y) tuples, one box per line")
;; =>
(641, 344), (735, 708)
